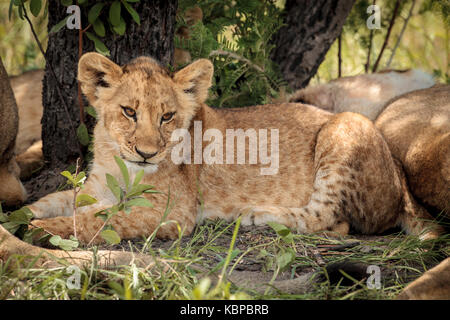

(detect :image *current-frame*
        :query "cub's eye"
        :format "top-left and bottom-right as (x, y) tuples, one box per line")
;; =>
(121, 106), (136, 119)
(161, 112), (175, 124)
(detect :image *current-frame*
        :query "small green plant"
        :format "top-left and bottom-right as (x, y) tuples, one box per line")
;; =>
(44, 155), (156, 247)
(0, 156), (157, 249)
(56, 155), (157, 247)
(0, 203), (41, 244)
(88, 156), (156, 246)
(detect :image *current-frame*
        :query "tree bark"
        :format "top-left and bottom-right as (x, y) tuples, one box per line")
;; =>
(42, 0), (177, 170)
(271, 0), (355, 89)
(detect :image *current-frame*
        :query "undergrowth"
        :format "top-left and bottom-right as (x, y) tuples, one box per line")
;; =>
(1, 218), (448, 300)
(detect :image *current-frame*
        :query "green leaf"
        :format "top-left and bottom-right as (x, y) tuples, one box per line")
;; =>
(50, 235), (79, 251)
(49, 16), (69, 34)
(30, 0), (42, 17)
(60, 0), (72, 6)
(267, 221), (293, 243)
(94, 210), (109, 222)
(209, 249), (240, 274)
(93, 18), (106, 37)
(1, 221), (21, 234)
(110, 204), (119, 214)
(108, 281), (124, 296)
(9, 207), (33, 225)
(85, 105), (97, 119)
(77, 123), (90, 146)
(88, 3), (105, 24)
(113, 16), (126, 35)
(276, 249), (295, 271)
(22, 227), (43, 244)
(106, 173), (121, 201)
(75, 172), (86, 185)
(85, 32), (110, 56)
(267, 221), (291, 237)
(0, 212), (8, 223)
(114, 156), (130, 191)
(101, 229), (121, 245)
(109, 1), (122, 27)
(132, 169), (144, 187)
(61, 170), (76, 184)
(121, 0), (140, 25)
(125, 197), (153, 209)
(127, 184), (154, 198)
(76, 194), (98, 208)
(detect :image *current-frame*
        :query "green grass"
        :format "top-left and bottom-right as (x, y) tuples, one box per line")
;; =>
(1, 219), (448, 300)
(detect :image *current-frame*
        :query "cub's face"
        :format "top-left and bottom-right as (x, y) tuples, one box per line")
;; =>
(78, 53), (213, 170)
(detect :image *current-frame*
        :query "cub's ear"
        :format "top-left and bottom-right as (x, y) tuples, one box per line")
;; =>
(78, 52), (122, 103)
(173, 59), (213, 103)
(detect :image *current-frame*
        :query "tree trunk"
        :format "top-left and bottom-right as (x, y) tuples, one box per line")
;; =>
(271, 0), (355, 89)
(42, 0), (177, 170)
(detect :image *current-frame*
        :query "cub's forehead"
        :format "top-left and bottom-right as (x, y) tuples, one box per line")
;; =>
(118, 56), (177, 101)
(122, 56), (171, 77)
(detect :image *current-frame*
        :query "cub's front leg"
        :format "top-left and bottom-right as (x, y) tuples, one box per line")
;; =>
(28, 180), (110, 219)
(31, 193), (197, 244)
(28, 189), (77, 219)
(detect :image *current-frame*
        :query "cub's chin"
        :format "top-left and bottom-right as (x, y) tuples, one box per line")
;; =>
(123, 159), (159, 174)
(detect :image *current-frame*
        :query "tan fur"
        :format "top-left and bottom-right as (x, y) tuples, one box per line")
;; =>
(375, 85), (450, 216)
(289, 70), (435, 120)
(9, 69), (44, 154)
(27, 53), (442, 245)
(0, 58), (27, 206)
(15, 140), (44, 178)
(9, 69), (44, 178)
(397, 258), (450, 300)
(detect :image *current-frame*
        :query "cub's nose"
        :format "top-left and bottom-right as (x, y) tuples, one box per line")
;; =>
(135, 147), (158, 160)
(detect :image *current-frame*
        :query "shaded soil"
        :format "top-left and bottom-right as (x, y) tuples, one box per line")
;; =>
(22, 167), (68, 203)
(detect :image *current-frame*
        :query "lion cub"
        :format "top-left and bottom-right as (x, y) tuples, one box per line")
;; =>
(29, 53), (441, 244)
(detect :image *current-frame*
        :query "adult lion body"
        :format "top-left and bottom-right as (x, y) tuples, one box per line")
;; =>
(375, 85), (450, 216)
(0, 58), (27, 206)
(23, 53), (441, 244)
(289, 70), (435, 120)
(9, 69), (44, 178)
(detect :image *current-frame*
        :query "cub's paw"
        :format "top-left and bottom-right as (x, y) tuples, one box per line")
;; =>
(239, 206), (298, 229)
(27, 203), (69, 219)
(27, 205), (49, 219)
(31, 217), (74, 240)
